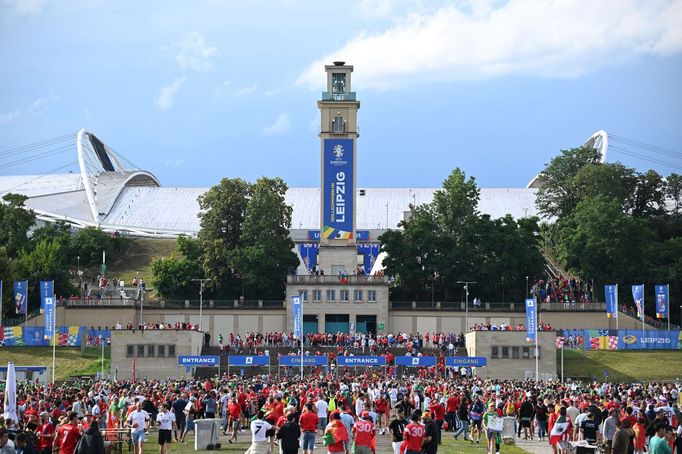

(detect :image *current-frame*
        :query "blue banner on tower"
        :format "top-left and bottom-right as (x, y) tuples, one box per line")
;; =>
(654, 285), (669, 319)
(14, 281), (28, 315)
(40, 280), (54, 314)
(605, 285), (618, 318)
(292, 295), (302, 339)
(298, 243), (319, 271)
(357, 244), (380, 275)
(632, 285), (644, 319)
(322, 138), (354, 239)
(525, 298), (537, 342)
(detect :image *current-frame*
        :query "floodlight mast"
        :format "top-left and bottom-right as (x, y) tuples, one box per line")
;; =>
(457, 281), (476, 334)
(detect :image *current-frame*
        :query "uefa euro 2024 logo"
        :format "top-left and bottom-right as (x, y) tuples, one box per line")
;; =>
(333, 144), (344, 160)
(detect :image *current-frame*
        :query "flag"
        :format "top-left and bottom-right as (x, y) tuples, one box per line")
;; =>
(605, 285), (618, 318)
(555, 336), (566, 349)
(549, 416), (570, 446)
(525, 298), (537, 342)
(292, 295), (302, 339)
(13, 281), (28, 316)
(132, 354), (137, 383)
(2, 363), (18, 423)
(39, 280), (54, 314)
(654, 285), (669, 319)
(631, 285), (644, 319)
(44, 297), (55, 340)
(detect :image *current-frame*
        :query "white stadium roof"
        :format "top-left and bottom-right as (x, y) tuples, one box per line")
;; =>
(0, 129), (540, 238)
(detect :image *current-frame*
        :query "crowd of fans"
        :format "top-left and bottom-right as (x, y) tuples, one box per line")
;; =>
(469, 323), (553, 332)
(0, 370), (680, 454)
(532, 276), (593, 304)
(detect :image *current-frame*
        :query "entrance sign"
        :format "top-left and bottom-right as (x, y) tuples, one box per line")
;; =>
(178, 356), (220, 367)
(279, 356), (327, 367)
(445, 357), (487, 367)
(337, 356), (386, 367)
(395, 356), (436, 367)
(228, 356), (270, 367)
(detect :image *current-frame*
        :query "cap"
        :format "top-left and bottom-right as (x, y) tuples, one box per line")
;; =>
(39, 412), (49, 418)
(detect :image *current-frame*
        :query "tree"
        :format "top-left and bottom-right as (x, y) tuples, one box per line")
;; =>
(536, 147), (602, 219)
(573, 163), (636, 210)
(0, 247), (13, 322)
(70, 227), (116, 268)
(664, 172), (681, 216)
(0, 193), (36, 256)
(230, 177), (298, 299)
(151, 256), (202, 300)
(628, 170), (666, 219)
(197, 178), (252, 297)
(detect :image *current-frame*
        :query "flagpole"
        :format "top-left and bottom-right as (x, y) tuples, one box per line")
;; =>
(616, 285), (619, 332)
(51, 323), (57, 385)
(561, 344), (564, 383)
(667, 285), (670, 332)
(642, 289), (645, 331)
(535, 305), (539, 382)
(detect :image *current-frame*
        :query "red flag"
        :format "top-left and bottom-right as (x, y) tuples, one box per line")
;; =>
(132, 354), (137, 383)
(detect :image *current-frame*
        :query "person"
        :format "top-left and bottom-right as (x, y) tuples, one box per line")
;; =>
(203, 392), (217, 419)
(403, 413), (425, 454)
(156, 403), (176, 454)
(422, 411), (440, 454)
(323, 411), (348, 454)
(74, 416), (105, 454)
(649, 422), (672, 454)
(519, 397), (535, 440)
(482, 403), (499, 454)
(54, 412), (80, 454)
(388, 408), (408, 454)
(580, 412), (600, 446)
(179, 397), (197, 443)
(316, 395), (329, 438)
(299, 403), (319, 454)
(247, 410), (273, 454)
(632, 416), (646, 454)
(549, 407), (571, 454)
(276, 412), (301, 454)
(453, 396), (469, 441)
(0, 430), (15, 454)
(611, 419), (630, 454)
(469, 397), (485, 444)
(602, 409), (619, 454)
(171, 395), (187, 442)
(35, 412), (54, 454)
(226, 396), (241, 443)
(14, 433), (35, 454)
(339, 406), (354, 454)
(351, 411), (375, 454)
(126, 401), (150, 454)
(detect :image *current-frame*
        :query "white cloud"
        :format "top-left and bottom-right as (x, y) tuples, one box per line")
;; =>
(263, 112), (292, 135)
(4, 0), (50, 15)
(214, 81), (258, 97)
(264, 88), (280, 96)
(156, 77), (186, 111)
(164, 158), (186, 168)
(298, 0), (682, 90)
(175, 32), (219, 72)
(0, 94), (57, 124)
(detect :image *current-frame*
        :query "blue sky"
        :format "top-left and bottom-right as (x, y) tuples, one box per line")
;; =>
(1, 0), (681, 189)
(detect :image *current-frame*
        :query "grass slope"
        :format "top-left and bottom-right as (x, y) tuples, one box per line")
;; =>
(561, 349), (682, 382)
(0, 347), (109, 381)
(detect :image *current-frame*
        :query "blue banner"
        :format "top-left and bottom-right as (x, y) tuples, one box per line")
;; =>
(178, 356), (220, 367)
(356, 231), (370, 241)
(44, 296), (56, 340)
(292, 295), (302, 339)
(357, 244), (380, 275)
(395, 356), (436, 367)
(24, 327), (49, 346)
(14, 280), (28, 315)
(654, 285), (669, 319)
(525, 298), (537, 342)
(40, 280), (53, 314)
(322, 138), (354, 239)
(228, 356), (270, 366)
(445, 357), (487, 367)
(298, 243), (319, 271)
(604, 285), (618, 318)
(0, 281), (2, 323)
(337, 356), (386, 367)
(307, 230), (321, 241)
(618, 330), (679, 350)
(632, 284), (644, 319)
(279, 356), (328, 367)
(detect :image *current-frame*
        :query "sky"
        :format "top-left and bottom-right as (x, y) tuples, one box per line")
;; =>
(1, 0), (681, 189)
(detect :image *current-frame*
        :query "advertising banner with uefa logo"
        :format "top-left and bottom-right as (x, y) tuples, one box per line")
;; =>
(322, 138), (354, 240)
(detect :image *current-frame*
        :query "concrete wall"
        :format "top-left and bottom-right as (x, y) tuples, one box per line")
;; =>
(465, 331), (557, 381)
(110, 329), (204, 380)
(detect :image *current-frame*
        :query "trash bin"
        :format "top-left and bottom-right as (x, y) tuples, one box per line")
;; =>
(194, 418), (221, 450)
(502, 417), (517, 445)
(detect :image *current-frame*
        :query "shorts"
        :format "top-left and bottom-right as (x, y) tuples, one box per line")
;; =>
(131, 431), (146, 444)
(472, 420), (482, 429)
(521, 418), (531, 428)
(318, 417), (327, 430)
(185, 418), (195, 432)
(486, 429), (498, 439)
(176, 416), (185, 430)
(354, 445), (372, 454)
(301, 431), (315, 450)
(158, 429), (172, 445)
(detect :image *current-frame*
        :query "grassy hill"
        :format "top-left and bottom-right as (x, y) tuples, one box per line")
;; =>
(0, 347), (109, 382)
(560, 349), (682, 382)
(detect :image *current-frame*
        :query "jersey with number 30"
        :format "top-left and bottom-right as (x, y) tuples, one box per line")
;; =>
(250, 419), (272, 442)
(403, 422), (425, 452)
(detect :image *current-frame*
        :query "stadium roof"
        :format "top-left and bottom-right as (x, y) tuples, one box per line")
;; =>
(0, 129), (540, 238)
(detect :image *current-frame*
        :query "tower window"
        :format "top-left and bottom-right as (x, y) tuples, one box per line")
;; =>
(332, 116), (346, 133)
(332, 73), (346, 100)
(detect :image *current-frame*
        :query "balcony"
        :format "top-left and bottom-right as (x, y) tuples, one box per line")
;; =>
(321, 91), (357, 101)
(287, 275), (388, 285)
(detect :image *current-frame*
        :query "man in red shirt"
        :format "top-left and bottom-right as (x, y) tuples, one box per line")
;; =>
(54, 412), (80, 454)
(36, 411), (55, 454)
(299, 403), (319, 454)
(429, 399), (446, 430)
(227, 397), (242, 443)
(352, 411), (375, 454)
(446, 392), (460, 432)
(403, 413), (425, 454)
(375, 395), (389, 435)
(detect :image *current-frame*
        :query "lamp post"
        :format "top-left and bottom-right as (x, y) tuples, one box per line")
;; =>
(77, 256), (81, 296)
(457, 281), (476, 331)
(526, 276), (529, 298)
(192, 278), (211, 332)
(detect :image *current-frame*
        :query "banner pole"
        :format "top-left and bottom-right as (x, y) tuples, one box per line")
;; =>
(667, 285), (670, 332)
(642, 289), (645, 331)
(51, 325), (56, 385)
(561, 344), (564, 383)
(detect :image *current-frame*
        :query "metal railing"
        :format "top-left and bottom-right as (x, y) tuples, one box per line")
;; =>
(321, 91), (357, 101)
(287, 275), (388, 285)
(4, 309), (41, 326)
(389, 301), (607, 312)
